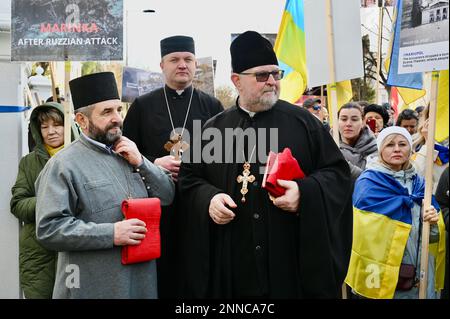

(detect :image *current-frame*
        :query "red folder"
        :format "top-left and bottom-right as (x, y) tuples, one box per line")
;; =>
(262, 148), (305, 198)
(121, 198), (161, 265)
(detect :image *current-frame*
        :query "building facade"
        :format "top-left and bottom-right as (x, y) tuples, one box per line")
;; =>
(422, 0), (449, 24)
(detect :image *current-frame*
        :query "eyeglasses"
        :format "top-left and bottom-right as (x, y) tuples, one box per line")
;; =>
(239, 70), (285, 82)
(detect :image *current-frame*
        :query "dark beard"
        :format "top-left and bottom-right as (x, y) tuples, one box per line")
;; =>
(88, 121), (122, 146)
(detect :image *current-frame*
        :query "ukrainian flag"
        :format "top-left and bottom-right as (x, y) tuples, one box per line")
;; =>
(345, 170), (444, 299)
(274, 0), (307, 103)
(386, 0), (426, 105)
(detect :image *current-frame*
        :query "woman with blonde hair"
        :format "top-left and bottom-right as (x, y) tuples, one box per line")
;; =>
(346, 126), (446, 299)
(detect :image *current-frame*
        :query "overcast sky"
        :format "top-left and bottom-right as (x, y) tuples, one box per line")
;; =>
(126, 0), (285, 88)
(0, 0), (392, 89)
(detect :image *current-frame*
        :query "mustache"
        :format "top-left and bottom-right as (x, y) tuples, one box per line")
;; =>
(263, 87), (277, 93)
(106, 122), (122, 130)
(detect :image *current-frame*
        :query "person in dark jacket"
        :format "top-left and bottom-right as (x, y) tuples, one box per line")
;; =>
(363, 103), (389, 136)
(10, 102), (78, 298)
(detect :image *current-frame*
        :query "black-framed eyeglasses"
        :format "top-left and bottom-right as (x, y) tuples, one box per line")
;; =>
(239, 70), (284, 82)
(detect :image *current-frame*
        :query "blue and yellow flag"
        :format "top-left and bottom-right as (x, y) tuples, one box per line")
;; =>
(345, 170), (444, 299)
(274, 0), (307, 103)
(386, 0), (426, 105)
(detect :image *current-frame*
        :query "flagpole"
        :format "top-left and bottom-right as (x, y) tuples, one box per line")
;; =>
(325, 0), (339, 145)
(326, 1), (346, 298)
(418, 71), (439, 299)
(49, 62), (58, 102)
(63, 61), (72, 148)
(375, 2), (384, 104)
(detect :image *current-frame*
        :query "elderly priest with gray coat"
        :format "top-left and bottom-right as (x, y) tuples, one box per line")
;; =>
(35, 72), (175, 298)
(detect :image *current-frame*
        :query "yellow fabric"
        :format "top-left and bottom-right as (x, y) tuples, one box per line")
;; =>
(279, 71), (305, 104)
(327, 81), (353, 127)
(397, 87), (427, 105)
(274, 9), (307, 103)
(345, 207), (411, 299)
(429, 212), (446, 291)
(384, 56), (426, 105)
(436, 70), (449, 143)
(45, 144), (64, 157)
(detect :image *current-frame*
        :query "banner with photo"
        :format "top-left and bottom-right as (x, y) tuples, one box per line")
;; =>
(398, 0), (449, 74)
(121, 67), (164, 103)
(193, 57), (215, 97)
(361, 0), (395, 7)
(122, 57), (216, 103)
(11, 0), (123, 61)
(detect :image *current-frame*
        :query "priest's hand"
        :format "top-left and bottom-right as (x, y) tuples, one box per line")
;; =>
(273, 180), (300, 213)
(114, 218), (147, 246)
(209, 193), (237, 225)
(154, 155), (181, 182)
(114, 136), (143, 167)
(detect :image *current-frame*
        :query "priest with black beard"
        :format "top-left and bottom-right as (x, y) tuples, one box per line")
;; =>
(123, 35), (223, 298)
(178, 31), (353, 298)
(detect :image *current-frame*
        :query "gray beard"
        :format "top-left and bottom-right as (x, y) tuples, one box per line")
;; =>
(88, 122), (122, 145)
(243, 91), (279, 113)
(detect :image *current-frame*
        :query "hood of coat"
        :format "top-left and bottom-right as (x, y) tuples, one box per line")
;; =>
(340, 126), (378, 156)
(29, 102), (79, 158)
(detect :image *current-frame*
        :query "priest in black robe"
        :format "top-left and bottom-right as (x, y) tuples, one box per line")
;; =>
(123, 35), (223, 298)
(178, 31), (353, 298)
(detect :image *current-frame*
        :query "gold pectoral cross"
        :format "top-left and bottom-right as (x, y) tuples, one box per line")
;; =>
(164, 133), (190, 161)
(237, 162), (255, 203)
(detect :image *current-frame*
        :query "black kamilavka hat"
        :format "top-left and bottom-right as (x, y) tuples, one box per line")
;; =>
(160, 35), (195, 58)
(69, 72), (120, 110)
(230, 31), (279, 73)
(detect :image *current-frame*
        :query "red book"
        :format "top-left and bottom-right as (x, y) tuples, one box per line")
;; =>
(262, 148), (305, 198)
(121, 198), (161, 265)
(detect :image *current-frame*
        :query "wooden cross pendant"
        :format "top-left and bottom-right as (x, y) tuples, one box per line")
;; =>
(164, 133), (190, 161)
(236, 162), (255, 203)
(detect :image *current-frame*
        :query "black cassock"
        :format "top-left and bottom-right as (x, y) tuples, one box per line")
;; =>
(123, 85), (223, 298)
(179, 100), (353, 298)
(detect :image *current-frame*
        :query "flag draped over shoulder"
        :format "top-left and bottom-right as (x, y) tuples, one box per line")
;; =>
(274, 0), (307, 103)
(345, 169), (444, 299)
(436, 70), (449, 143)
(386, 0), (426, 105)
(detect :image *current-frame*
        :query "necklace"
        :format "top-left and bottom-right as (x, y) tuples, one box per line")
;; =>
(163, 85), (193, 160)
(237, 145), (256, 203)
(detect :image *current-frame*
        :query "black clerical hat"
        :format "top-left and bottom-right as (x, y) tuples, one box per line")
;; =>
(69, 72), (120, 110)
(160, 35), (195, 58)
(231, 31), (279, 73)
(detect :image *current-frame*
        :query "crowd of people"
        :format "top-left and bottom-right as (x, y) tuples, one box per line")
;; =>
(9, 31), (448, 299)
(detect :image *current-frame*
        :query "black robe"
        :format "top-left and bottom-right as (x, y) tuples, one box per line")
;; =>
(178, 100), (353, 298)
(123, 85), (223, 298)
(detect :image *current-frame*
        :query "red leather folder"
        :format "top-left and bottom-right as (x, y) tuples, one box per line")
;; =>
(262, 148), (305, 198)
(121, 198), (161, 265)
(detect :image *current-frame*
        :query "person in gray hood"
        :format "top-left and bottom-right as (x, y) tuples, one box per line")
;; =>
(338, 102), (378, 181)
(35, 72), (175, 298)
